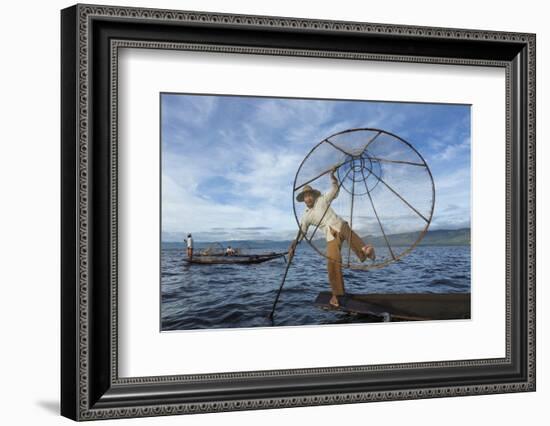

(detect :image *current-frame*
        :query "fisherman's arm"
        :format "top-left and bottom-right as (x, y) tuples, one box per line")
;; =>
(325, 167), (340, 202)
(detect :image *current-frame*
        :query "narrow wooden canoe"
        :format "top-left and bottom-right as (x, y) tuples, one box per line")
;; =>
(184, 252), (286, 265)
(314, 292), (470, 321)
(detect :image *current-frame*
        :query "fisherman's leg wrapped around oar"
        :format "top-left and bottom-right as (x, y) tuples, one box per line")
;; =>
(339, 221), (375, 261)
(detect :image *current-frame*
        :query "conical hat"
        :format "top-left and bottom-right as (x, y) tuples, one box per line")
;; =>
(296, 185), (321, 202)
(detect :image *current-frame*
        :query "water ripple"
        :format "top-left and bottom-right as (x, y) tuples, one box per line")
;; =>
(161, 245), (470, 330)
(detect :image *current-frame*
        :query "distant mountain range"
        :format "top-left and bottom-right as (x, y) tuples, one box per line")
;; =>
(365, 228), (470, 247)
(162, 228), (470, 249)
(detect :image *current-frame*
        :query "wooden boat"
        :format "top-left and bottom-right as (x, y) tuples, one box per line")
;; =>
(184, 252), (287, 265)
(314, 291), (470, 321)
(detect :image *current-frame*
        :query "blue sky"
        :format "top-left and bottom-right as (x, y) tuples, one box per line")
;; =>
(161, 93), (470, 242)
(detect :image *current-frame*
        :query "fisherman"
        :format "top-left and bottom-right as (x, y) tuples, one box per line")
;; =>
(288, 167), (375, 308)
(186, 233), (194, 259)
(225, 245), (236, 256)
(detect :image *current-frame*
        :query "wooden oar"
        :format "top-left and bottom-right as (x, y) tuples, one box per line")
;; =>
(268, 230), (302, 320)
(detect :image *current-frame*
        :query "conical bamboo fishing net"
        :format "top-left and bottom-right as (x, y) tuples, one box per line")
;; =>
(292, 128), (435, 270)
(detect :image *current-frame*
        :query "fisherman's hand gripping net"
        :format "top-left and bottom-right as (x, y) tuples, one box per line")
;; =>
(293, 128), (435, 270)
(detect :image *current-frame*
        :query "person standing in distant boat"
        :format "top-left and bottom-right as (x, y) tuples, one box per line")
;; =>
(225, 245), (236, 256)
(288, 167), (376, 308)
(186, 234), (193, 259)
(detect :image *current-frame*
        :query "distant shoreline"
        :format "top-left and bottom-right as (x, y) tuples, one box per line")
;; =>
(162, 228), (471, 248)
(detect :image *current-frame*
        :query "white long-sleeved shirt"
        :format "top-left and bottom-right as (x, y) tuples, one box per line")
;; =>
(186, 237), (193, 248)
(297, 181), (344, 243)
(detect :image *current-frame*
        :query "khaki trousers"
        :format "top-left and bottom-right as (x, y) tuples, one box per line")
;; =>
(326, 221), (368, 296)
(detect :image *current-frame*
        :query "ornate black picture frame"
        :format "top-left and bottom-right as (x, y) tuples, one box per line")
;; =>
(61, 3), (536, 421)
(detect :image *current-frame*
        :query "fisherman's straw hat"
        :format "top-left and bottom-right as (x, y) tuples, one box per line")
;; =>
(296, 184), (321, 202)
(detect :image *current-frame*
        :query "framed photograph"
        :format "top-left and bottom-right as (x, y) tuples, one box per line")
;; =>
(61, 3), (536, 421)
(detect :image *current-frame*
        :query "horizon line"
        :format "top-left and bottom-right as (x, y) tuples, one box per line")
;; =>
(162, 227), (471, 244)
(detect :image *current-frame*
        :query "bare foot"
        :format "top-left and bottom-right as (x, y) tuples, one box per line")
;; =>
(329, 295), (340, 308)
(362, 245), (376, 261)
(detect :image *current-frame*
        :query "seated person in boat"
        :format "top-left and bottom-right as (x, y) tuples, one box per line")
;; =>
(225, 245), (236, 256)
(186, 233), (193, 259)
(288, 167), (375, 308)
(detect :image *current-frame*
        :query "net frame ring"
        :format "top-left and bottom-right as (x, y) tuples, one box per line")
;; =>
(337, 152), (383, 196)
(292, 127), (436, 271)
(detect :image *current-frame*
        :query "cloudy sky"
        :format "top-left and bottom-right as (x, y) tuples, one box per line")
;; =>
(161, 93), (470, 242)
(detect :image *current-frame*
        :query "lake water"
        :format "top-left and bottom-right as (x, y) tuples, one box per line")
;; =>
(161, 244), (470, 331)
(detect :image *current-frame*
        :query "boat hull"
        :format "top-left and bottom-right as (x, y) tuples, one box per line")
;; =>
(314, 292), (470, 321)
(184, 252), (286, 265)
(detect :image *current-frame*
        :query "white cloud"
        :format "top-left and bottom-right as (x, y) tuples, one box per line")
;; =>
(432, 137), (470, 161)
(254, 98), (334, 131)
(161, 96), (471, 241)
(434, 167), (470, 191)
(163, 95), (218, 127)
